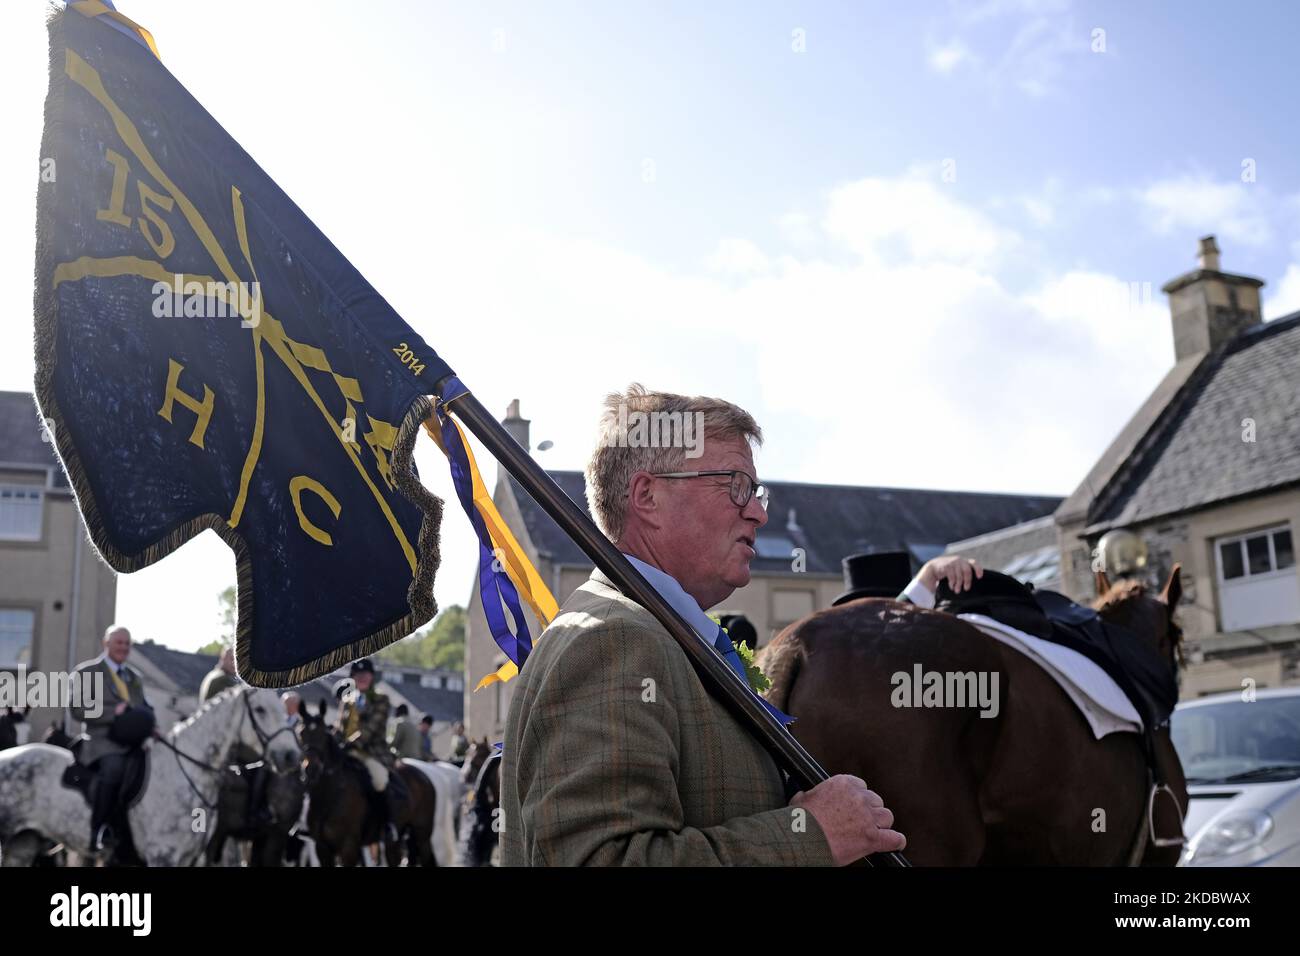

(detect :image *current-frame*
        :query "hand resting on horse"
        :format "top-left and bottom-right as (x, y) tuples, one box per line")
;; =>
(789, 774), (906, 866)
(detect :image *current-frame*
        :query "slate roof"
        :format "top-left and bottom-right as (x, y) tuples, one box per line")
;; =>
(383, 679), (463, 724)
(1085, 312), (1300, 531)
(0, 390), (69, 487)
(132, 642), (220, 694)
(131, 642), (341, 713)
(506, 471), (1061, 576)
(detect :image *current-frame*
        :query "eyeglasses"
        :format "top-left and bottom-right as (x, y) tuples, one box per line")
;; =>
(652, 470), (770, 511)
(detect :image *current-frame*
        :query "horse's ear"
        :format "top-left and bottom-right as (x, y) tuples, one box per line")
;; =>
(1160, 564), (1183, 609)
(1094, 569), (1111, 596)
(317, 699), (327, 719)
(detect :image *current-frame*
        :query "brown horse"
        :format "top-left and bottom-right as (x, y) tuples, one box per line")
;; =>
(299, 703), (437, 866)
(761, 569), (1188, 866)
(460, 739), (500, 867)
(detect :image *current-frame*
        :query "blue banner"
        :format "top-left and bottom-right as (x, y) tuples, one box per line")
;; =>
(34, 5), (453, 686)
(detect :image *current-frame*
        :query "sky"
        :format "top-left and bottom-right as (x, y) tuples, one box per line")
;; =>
(3, 0), (1299, 652)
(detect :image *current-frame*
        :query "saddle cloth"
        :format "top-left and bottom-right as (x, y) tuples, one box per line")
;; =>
(958, 612), (1141, 739)
(61, 749), (150, 808)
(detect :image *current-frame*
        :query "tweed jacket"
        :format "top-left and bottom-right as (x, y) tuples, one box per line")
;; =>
(500, 569), (834, 866)
(70, 656), (153, 765)
(199, 667), (240, 703)
(338, 687), (393, 762)
(390, 719), (423, 760)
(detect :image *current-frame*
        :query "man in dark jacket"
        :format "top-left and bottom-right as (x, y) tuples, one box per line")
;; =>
(70, 625), (154, 861)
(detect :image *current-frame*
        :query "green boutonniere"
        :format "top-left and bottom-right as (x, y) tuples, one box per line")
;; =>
(732, 638), (771, 695)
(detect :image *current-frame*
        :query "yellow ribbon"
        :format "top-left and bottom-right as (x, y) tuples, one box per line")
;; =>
(71, 1), (162, 61)
(424, 410), (559, 689)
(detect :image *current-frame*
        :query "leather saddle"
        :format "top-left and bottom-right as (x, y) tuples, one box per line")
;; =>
(934, 571), (1178, 731)
(61, 747), (150, 809)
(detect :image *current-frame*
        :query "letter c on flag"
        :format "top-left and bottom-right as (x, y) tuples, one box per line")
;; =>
(289, 475), (342, 546)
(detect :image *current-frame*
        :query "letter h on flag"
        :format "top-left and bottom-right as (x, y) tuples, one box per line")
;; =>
(35, 2), (554, 686)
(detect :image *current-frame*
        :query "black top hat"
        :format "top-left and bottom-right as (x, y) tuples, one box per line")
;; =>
(350, 658), (375, 676)
(719, 614), (758, 651)
(832, 551), (915, 606)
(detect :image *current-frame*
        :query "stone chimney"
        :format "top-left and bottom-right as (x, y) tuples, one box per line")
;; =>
(502, 399), (530, 452)
(1160, 235), (1264, 362)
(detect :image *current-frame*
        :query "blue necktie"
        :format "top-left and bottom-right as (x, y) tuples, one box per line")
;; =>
(712, 626), (750, 683)
(713, 625), (796, 727)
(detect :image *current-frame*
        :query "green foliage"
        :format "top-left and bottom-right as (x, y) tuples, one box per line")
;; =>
(217, 585), (236, 643)
(378, 605), (466, 671)
(196, 639), (225, 656)
(733, 639), (771, 695)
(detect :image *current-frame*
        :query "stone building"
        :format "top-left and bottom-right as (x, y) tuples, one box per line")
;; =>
(0, 391), (117, 739)
(1053, 237), (1299, 697)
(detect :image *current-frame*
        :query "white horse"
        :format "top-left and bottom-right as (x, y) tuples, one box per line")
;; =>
(0, 686), (300, 867)
(403, 759), (464, 866)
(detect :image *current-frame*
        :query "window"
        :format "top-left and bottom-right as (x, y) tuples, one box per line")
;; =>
(772, 589), (815, 629)
(1218, 527), (1295, 581)
(0, 486), (43, 541)
(754, 534), (794, 560)
(0, 609), (35, 668)
(1214, 524), (1300, 632)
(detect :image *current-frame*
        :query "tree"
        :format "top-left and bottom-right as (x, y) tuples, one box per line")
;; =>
(217, 585), (236, 643)
(196, 639), (226, 656)
(377, 605), (465, 671)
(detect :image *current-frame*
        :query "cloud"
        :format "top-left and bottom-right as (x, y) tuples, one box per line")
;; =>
(926, 0), (1083, 98)
(706, 238), (771, 275)
(777, 211), (817, 246)
(822, 173), (1020, 268)
(1135, 175), (1273, 247)
(413, 171), (1173, 504)
(1265, 264), (1300, 321)
(927, 39), (975, 75)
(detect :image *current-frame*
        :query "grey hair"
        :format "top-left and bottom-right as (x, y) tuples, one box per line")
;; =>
(584, 383), (762, 542)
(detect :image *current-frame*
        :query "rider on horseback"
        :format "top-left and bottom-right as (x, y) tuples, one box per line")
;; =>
(335, 659), (402, 843)
(69, 625), (155, 864)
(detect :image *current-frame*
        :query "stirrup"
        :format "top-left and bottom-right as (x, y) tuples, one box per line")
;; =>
(92, 824), (117, 854)
(1147, 782), (1187, 848)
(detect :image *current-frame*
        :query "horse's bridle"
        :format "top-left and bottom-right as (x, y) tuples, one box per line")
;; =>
(153, 688), (299, 810)
(239, 687), (298, 771)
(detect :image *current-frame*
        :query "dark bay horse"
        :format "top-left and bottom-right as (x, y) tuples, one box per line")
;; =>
(299, 703), (437, 866)
(460, 740), (500, 867)
(205, 753), (305, 867)
(761, 569), (1188, 866)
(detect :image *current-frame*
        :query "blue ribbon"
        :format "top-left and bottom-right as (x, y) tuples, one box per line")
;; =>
(436, 379), (533, 668)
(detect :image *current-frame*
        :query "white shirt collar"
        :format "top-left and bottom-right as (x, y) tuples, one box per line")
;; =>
(621, 552), (722, 647)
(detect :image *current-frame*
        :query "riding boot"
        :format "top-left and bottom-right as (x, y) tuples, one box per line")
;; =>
(249, 767), (272, 827)
(375, 788), (399, 844)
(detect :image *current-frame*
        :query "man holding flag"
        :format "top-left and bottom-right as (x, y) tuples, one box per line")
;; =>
(499, 386), (907, 866)
(35, 3), (900, 866)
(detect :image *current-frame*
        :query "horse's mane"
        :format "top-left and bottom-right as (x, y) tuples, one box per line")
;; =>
(1090, 578), (1148, 614)
(167, 684), (246, 738)
(1090, 578), (1185, 663)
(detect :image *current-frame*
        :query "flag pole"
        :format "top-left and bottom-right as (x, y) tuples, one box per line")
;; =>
(438, 381), (908, 867)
